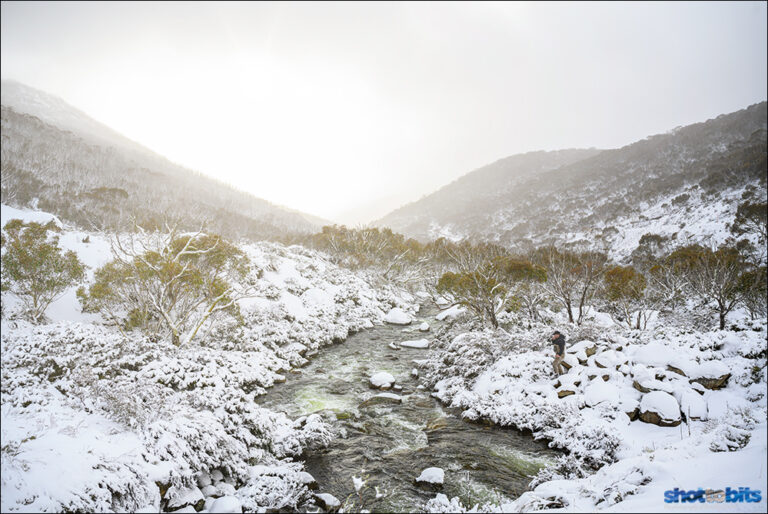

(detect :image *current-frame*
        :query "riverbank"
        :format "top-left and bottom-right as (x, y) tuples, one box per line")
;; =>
(258, 304), (559, 512)
(417, 309), (768, 512)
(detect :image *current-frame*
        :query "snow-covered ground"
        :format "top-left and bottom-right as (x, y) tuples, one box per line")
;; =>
(419, 307), (767, 512)
(0, 204), (417, 513)
(2, 203), (766, 513)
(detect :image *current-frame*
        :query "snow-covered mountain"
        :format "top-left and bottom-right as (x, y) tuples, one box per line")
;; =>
(376, 103), (767, 259)
(0, 80), (326, 239)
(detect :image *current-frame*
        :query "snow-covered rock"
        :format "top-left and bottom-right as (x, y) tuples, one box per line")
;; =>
(639, 391), (682, 426)
(584, 381), (621, 408)
(419, 322), (430, 332)
(196, 471), (212, 488)
(360, 392), (403, 408)
(435, 305), (465, 321)
(315, 493), (341, 510)
(166, 485), (205, 511)
(416, 467), (445, 485)
(216, 482), (236, 496)
(594, 350), (626, 370)
(384, 308), (412, 325)
(369, 371), (395, 389)
(689, 360), (731, 390)
(400, 338), (430, 349)
(209, 496), (242, 513)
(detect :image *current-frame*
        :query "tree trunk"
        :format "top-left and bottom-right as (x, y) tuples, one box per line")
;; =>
(719, 310), (726, 330)
(566, 298), (574, 323)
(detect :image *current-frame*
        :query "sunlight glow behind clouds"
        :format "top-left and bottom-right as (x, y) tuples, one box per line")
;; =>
(1, 1), (766, 224)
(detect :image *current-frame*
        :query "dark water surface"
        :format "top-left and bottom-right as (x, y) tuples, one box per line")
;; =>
(257, 306), (558, 512)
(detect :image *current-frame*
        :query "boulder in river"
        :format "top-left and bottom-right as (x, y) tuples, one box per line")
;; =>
(384, 308), (413, 325)
(369, 371), (395, 389)
(400, 338), (430, 349)
(359, 392), (403, 408)
(415, 467), (445, 490)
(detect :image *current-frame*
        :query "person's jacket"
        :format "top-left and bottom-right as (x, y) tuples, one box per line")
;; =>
(552, 335), (566, 356)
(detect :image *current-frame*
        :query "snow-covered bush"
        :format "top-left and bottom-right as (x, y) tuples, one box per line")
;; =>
(703, 406), (759, 452)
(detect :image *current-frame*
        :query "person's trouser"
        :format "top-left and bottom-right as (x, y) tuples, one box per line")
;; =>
(553, 354), (564, 376)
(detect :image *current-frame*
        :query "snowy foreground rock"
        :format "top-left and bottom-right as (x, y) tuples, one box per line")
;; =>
(639, 391), (682, 426)
(0, 204), (419, 514)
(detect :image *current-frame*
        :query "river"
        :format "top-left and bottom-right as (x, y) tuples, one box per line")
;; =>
(257, 305), (558, 512)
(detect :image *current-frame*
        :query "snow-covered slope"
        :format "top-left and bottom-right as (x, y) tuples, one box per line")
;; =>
(376, 102), (767, 260)
(0, 80), (326, 239)
(0, 204), (415, 513)
(418, 300), (767, 512)
(1, 79), (156, 159)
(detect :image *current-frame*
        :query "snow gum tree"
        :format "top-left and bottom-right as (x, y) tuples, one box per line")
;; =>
(535, 247), (607, 324)
(731, 201), (767, 245)
(436, 256), (546, 328)
(603, 265), (651, 329)
(0, 219), (86, 322)
(78, 224), (257, 345)
(667, 244), (751, 330)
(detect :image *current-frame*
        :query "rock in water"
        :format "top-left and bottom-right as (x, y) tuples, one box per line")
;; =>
(384, 308), (413, 325)
(419, 322), (430, 332)
(415, 467), (445, 489)
(359, 392), (403, 408)
(400, 338), (430, 349)
(369, 371), (395, 389)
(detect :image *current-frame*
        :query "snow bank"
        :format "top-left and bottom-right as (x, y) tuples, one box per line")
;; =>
(0, 206), (419, 513)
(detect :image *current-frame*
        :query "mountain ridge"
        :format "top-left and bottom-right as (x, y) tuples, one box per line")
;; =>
(0, 80), (331, 237)
(375, 101), (767, 259)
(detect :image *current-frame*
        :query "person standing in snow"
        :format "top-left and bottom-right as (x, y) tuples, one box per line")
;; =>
(551, 331), (566, 376)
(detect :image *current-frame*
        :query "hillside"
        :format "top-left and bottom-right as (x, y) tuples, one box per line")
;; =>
(376, 103), (767, 259)
(0, 80), (324, 240)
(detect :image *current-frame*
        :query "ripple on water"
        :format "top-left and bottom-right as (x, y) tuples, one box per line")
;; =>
(293, 385), (358, 416)
(484, 444), (555, 477)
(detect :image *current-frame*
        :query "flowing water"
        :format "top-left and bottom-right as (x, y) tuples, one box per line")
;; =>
(257, 306), (558, 512)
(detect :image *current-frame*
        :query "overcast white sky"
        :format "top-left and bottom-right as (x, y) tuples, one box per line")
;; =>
(1, 1), (766, 224)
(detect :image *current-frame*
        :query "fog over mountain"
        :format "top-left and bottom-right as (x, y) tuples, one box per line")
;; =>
(1, 4), (766, 514)
(1, 80), (327, 239)
(376, 102), (767, 259)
